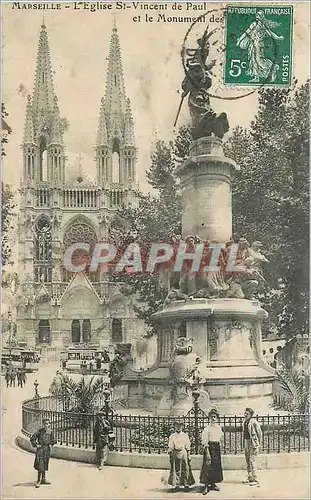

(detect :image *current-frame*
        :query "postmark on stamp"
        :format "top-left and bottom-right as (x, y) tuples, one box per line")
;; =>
(224, 5), (293, 86)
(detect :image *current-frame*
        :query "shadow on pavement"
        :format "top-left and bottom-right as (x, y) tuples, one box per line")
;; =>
(13, 481), (36, 488)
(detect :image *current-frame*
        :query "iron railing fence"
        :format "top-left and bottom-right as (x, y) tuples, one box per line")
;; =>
(21, 397), (309, 456)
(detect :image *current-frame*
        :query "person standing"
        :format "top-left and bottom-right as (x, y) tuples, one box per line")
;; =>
(167, 420), (195, 492)
(89, 358), (94, 374)
(200, 409), (223, 494)
(10, 368), (16, 387)
(243, 407), (262, 486)
(21, 367), (27, 388)
(30, 418), (56, 488)
(93, 414), (113, 470)
(5, 367), (11, 388)
(17, 368), (22, 387)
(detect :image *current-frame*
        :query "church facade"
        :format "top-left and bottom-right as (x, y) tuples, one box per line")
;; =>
(16, 22), (146, 350)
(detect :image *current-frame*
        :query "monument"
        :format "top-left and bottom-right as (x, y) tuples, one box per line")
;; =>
(115, 28), (275, 415)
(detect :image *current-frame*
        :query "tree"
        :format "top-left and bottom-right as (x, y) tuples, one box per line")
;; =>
(1, 104), (16, 267)
(272, 363), (309, 414)
(49, 373), (105, 413)
(109, 127), (191, 330)
(225, 81), (309, 338)
(2, 183), (16, 267)
(110, 83), (309, 338)
(1, 103), (12, 158)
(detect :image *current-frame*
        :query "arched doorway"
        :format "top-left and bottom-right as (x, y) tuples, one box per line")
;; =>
(111, 318), (123, 343)
(38, 320), (51, 344)
(82, 319), (91, 343)
(71, 319), (81, 343)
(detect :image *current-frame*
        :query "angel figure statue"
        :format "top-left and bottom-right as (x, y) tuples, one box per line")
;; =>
(237, 10), (284, 83)
(175, 27), (229, 140)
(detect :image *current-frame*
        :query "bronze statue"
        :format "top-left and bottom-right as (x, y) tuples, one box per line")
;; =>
(175, 27), (229, 140)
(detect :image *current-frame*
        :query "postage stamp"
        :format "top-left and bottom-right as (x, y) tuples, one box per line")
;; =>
(224, 5), (293, 86)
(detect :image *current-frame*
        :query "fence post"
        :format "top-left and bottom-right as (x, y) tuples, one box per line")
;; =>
(33, 380), (40, 410)
(192, 385), (200, 455)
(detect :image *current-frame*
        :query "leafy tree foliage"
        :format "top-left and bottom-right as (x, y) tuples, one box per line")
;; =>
(1, 103), (12, 158)
(111, 84), (308, 339)
(110, 128), (191, 331)
(225, 81), (309, 338)
(1, 104), (16, 267)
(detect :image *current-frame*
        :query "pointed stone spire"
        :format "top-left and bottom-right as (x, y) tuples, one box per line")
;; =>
(32, 23), (56, 118)
(22, 22), (66, 184)
(23, 95), (35, 144)
(124, 98), (135, 146)
(104, 23), (126, 133)
(95, 23), (137, 193)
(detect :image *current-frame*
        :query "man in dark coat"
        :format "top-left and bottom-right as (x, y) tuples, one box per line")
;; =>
(30, 418), (56, 488)
(93, 414), (113, 470)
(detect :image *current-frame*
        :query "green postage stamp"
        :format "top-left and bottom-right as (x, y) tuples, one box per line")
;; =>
(224, 5), (293, 86)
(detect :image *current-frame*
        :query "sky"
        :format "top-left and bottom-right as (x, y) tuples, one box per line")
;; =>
(1, 1), (310, 193)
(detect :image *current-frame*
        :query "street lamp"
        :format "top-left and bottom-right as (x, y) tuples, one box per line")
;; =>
(102, 386), (112, 420)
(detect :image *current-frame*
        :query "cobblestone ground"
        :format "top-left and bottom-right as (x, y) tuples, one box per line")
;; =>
(1, 362), (310, 499)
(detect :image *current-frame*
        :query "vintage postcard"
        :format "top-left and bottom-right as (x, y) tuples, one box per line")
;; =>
(1, 0), (309, 498)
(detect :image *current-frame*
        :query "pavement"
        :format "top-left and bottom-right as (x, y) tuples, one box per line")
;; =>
(1, 361), (310, 499)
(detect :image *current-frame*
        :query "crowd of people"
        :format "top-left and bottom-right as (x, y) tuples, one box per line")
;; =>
(29, 407), (262, 492)
(4, 364), (27, 388)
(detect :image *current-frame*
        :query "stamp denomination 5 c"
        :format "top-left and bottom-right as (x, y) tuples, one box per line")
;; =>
(224, 5), (293, 86)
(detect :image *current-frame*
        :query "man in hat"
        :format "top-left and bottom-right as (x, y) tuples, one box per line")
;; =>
(30, 418), (56, 488)
(93, 414), (113, 470)
(168, 420), (195, 492)
(243, 407), (262, 486)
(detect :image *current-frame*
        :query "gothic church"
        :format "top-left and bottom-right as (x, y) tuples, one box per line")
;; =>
(17, 22), (145, 350)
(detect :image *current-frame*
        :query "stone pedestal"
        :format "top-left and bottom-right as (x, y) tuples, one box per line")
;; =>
(175, 137), (238, 242)
(148, 298), (275, 415)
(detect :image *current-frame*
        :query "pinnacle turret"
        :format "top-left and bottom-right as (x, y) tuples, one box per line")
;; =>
(23, 95), (35, 144)
(124, 98), (135, 146)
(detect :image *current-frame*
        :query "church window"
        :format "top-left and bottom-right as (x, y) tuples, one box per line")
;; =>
(114, 75), (117, 85)
(62, 217), (98, 281)
(112, 138), (120, 183)
(34, 216), (52, 282)
(38, 319), (51, 344)
(111, 318), (123, 343)
(39, 137), (48, 182)
(71, 319), (81, 343)
(42, 71), (45, 83)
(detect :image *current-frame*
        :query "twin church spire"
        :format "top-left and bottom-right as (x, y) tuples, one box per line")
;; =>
(22, 22), (136, 187)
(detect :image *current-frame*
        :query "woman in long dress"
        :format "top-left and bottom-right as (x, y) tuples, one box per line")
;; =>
(237, 10), (284, 83)
(200, 409), (223, 494)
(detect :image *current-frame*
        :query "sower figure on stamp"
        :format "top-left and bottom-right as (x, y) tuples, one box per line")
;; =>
(30, 418), (56, 488)
(243, 407), (262, 486)
(167, 420), (195, 492)
(93, 414), (113, 470)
